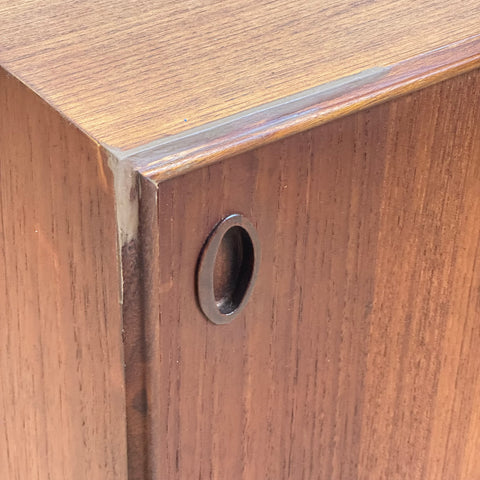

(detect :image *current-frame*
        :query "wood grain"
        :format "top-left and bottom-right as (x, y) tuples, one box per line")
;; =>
(0, 1), (479, 149)
(0, 69), (127, 479)
(124, 68), (480, 479)
(133, 35), (480, 183)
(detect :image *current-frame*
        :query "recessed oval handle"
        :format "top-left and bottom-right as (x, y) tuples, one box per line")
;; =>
(196, 214), (260, 325)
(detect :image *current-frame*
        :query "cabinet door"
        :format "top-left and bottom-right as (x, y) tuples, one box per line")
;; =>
(124, 69), (480, 479)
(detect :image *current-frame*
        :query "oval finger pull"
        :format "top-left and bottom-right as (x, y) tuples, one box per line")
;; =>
(197, 214), (260, 325)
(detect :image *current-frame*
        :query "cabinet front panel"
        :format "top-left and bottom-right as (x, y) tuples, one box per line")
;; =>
(127, 69), (480, 479)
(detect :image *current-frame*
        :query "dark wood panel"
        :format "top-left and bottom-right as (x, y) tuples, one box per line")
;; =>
(357, 72), (480, 480)
(0, 69), (127, 479)
(125, 68), (480, 479)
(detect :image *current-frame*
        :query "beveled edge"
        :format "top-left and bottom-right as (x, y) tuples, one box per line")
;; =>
(103, 34), (480, 185)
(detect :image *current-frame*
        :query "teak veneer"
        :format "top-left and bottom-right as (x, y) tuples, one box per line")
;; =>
(1, 1), (480, 479)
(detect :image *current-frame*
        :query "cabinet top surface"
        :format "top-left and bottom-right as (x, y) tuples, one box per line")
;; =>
(1, 0), (479, 151)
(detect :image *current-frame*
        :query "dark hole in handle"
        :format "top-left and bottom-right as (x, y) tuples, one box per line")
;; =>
(213, 226), (255, 315)
(197, 214), (260, 325)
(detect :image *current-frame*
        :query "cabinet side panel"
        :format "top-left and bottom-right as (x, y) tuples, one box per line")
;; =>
(132, 69), (480, 479)
(0, 70), (127, 479)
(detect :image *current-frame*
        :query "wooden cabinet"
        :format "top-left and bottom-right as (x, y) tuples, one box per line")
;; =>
(1, 2), (480, 479)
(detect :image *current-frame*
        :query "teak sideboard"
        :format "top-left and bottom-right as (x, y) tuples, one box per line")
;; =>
(1, 1), (480, 479)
